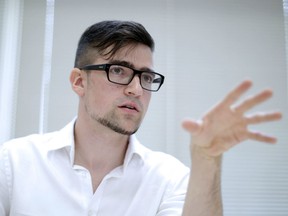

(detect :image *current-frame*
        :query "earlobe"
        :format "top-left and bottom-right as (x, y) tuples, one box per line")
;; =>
(70, 68), (85, 96)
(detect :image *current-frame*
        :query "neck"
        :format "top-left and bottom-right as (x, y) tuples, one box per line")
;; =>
(73, 117), (129, 171)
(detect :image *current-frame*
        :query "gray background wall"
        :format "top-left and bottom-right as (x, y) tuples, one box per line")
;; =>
(1, 0), (287, 215)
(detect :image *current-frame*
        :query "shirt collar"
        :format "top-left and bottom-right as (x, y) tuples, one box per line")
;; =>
(46, 118), (76, 166)
(46, 118), (148, 167)
(123, 134), (147, 168)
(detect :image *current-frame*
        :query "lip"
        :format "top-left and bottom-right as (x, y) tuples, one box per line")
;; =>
(118, 101), (141, 112)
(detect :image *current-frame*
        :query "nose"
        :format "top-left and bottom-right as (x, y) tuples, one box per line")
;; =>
(124, 76), (143, 97)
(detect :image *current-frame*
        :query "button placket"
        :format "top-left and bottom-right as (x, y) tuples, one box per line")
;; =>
(73, 165), (94, 209)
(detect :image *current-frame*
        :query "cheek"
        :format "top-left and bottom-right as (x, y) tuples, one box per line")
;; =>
(88, 84), (119, 108)
(142, 93), (152, 112)
(85, 82), (107, 106)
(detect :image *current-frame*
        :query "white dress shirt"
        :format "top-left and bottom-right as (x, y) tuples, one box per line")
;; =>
(0, 119), (190, 216)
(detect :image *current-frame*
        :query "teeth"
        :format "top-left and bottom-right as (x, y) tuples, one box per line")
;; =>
(119, 104), (137, 111)
(125, 105), (134, 109)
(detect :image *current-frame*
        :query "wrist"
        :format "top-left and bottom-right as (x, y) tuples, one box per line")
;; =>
(191, 144), (222, 171)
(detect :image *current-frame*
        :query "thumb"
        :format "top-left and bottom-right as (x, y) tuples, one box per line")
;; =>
(182, 119), (202, 136)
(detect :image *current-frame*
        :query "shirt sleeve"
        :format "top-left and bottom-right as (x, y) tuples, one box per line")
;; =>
(0, 145), (11, 216)
(156, 168), (190, 216)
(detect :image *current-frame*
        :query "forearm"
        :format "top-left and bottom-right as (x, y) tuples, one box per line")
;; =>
(182, 146), (223, 216)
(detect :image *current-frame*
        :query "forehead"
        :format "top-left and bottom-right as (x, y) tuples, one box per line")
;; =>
(98, 44), (154, 70)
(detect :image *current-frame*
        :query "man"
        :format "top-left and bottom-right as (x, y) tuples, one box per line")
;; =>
(0, 20), (282, 215)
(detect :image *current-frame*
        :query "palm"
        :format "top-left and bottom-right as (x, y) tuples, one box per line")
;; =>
(183, 80), (282, 158)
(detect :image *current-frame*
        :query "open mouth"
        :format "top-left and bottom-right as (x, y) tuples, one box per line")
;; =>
(121, 105), (136, 110)
(118, 103), (139, 112)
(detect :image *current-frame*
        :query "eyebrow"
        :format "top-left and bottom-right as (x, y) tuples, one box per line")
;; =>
(108, 59), (154, 72)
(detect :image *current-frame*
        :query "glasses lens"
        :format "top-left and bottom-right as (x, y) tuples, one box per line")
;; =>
(107, 64), (164, 91)
(141, 72), (162, 91)
(108, 65), (133, 84)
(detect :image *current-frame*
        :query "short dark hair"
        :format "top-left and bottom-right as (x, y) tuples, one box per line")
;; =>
(74, 20), (155, 68)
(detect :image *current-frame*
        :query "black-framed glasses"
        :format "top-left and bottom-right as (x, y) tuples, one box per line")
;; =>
(78, 64), (165, 92)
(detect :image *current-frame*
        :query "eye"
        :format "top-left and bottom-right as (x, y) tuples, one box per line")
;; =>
(109, 65), (126, 75)
(142, 73), (155, 84)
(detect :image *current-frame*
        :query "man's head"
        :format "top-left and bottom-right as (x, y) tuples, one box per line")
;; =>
(70, 20), (162, 136)
(74, 20), (155, 68)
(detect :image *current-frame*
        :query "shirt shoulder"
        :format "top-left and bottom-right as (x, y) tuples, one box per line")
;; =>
(1, 132), (57, 154)
(131, 137), (190, 183)
(131, 135), (189, 171)
(144, 148), (189, 175)
(0, 119), (75, 157)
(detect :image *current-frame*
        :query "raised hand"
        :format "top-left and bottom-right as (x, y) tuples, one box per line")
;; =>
(182, 80), (282, 159)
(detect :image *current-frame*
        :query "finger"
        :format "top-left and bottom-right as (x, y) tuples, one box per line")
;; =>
(246, 111), (282, 124)
(182, 119), (202, 136)
(247, 131), (277, 144)
(221, 80), (253, 107)
(233, 89), (273, 113)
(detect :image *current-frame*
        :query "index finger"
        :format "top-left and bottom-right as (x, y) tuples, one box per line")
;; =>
(221, 80), (253, 107)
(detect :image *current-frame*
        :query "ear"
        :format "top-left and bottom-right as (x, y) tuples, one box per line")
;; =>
(70, 68), (85, 97)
